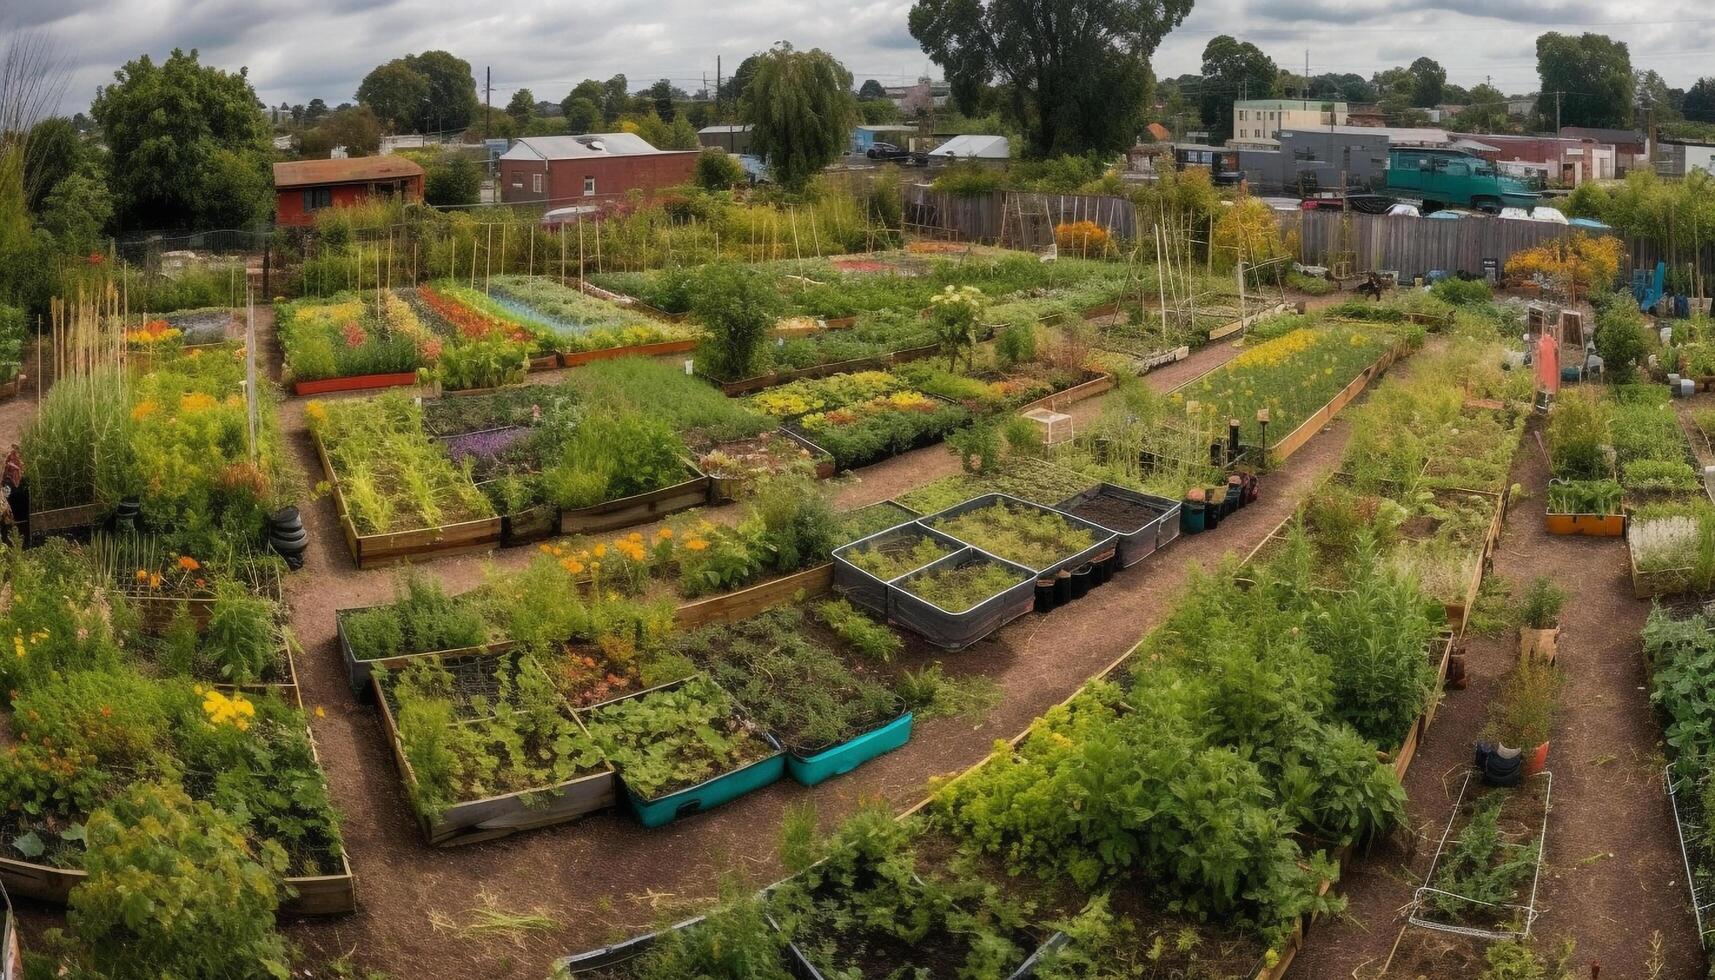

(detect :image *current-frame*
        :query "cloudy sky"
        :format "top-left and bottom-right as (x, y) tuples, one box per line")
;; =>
(9, 0), (1715, 115)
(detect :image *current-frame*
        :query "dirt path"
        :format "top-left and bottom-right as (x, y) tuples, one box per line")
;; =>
(5, 325), (1277, 977)
(1287, 422), (1704, 979)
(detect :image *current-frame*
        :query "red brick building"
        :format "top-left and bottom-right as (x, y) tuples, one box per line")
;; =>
(272, 156), (425, 227)
(496, 134), (697, 206)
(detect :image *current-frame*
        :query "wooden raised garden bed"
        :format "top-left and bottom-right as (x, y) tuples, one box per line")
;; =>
(674, 562), (835, 630)
(1268, 338), (1407, 464)
(291, 371), (420, 397)
(312, 430), (504, 569)
(1015, 371), (1114, 414)
(371, 654), (617, 847)
(558, 338), (698, 368)
(558, 465), (712, 535)
(27, 501), (107, 542)
(335, 604), (516, 697)
(1544, 510), (1623, 536)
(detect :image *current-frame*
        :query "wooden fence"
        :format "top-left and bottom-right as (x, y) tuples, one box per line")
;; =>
(903, 185), (1636, 280)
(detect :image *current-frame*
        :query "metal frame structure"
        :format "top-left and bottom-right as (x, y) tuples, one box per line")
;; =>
(1408, 770), (1552, 941)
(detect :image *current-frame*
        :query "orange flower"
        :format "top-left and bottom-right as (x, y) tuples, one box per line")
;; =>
(148, 572), (161, 589)
(686, 539), (709, 552)
(135, 569), (149, 582)
(177, 556), (201, 572)
(657, 527), (673, 540)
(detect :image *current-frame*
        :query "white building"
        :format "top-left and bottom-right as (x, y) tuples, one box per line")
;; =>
(1231, 99), (1348, 143)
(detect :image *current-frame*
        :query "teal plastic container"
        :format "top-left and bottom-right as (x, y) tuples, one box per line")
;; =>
(624, 742), (785, 828)
(1180, 499), (1207, 534)
(787, 713), (914, 787)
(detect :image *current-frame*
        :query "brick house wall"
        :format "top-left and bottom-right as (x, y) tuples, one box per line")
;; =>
(275, 174), (424, 227)
(499, 152), (698, 206)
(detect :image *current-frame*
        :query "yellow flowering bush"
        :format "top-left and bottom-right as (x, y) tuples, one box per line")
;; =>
(199, 687), (257, 731)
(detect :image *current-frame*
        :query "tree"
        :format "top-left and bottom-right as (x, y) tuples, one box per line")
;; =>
(305, 97), (328, 121)
(912, 0), (1191, 157)
(1308, 73), (1376, 103)
(858, 79), (887, 100)
(90, 48), (273, 230)
(562, 96), (600, 133)
(62, 782), (289, 980)
(424, 153), (481, 206)
(691, 263), (778, 379)
(1685, 78), (1715, 124)
(1536, 32), (1633, 129)
(662, 116), (700, 150)
(740, 43), (857, 190)
(1199, 36), (1277, 143)
(407, 50), (479, 131)
(1454, 83), (1510, 133)
(507, 87), (535, 127)
(22, 117), (85, 211)
(649, 79), (676, 120)
(719, 56), (761, 104)
(601, 74), (629, 123)
(356, 59), (430, 131)
(1408, 57), (1445, 107)
(39, 170), (112, 253)
(300, 106), (383, 157)
(858, 99), (903, 125)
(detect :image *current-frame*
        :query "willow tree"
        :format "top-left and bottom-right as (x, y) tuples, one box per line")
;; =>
(910, 0), (1193, 157)
(740, 43), (857, 191)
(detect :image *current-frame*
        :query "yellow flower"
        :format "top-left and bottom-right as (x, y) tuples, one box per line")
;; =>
(314, 706), (326, 718)
(657, 527), (673, 539)
(686, 539), (709, 552)
(135, 568), (149, 582)
(200, 689), (256, 729)
(593, 543), (607, 558)
(130, 400), (158, 421)
(305, 401), (328, 424)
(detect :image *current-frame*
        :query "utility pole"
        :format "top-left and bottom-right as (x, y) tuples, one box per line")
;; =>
(1554, 90), (1562, 134)
(1304, 50), (1310, 99)
(485, 67), (492, 138)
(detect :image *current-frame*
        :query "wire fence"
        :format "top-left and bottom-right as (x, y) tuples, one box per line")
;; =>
(1408, 769), (1552, 942)
(1666, 765), (1715, 948)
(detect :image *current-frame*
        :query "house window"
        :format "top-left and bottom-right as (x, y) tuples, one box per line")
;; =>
(511, 175), (522, 188)
(531, 173), (543, 193)
(583, 176), (596, 196)
(302, 188), (333, 212)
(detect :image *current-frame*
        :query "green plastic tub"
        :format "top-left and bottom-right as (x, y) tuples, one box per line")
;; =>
(623, 740), (786, 828)
(787, 712), (914, 787)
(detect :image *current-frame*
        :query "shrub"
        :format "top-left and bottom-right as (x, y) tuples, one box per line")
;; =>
(995, 320), (1037, 368)
(61, 782), (290, 980)
(691, 263), (779, 380)
(694, 148), (747, 191)
(1483, 657), (1562, 747)
(1594, 304), (1647, 382)
(1518, 577), (1566, 629)
(1430, 277), (1493, 306)
(1053, 220), (1111, 256)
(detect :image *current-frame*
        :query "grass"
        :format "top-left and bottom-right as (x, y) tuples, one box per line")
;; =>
(429, 889), (560, 948)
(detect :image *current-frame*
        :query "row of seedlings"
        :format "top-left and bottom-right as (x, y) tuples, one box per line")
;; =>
(0, 539), (353, 914)
(276, 279), (693, 397)
(1615, 384), (1715, 595)
(345, 485), (935, 842)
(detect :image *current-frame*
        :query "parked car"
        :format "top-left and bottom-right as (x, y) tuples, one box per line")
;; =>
(866, 142), (905, 159)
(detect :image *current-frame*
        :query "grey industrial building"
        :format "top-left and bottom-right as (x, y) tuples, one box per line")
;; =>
(1234, 126), (1453, 194)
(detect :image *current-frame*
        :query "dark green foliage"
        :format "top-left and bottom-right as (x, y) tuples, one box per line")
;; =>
(341, 570), (488, 662)
(691, 263), (779, 380)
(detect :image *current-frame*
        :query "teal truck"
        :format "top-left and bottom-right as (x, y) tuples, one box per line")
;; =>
(1383, 148), (1540, 213)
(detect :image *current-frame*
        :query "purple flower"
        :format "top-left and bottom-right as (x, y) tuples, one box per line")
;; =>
(442, 426), (530, 462)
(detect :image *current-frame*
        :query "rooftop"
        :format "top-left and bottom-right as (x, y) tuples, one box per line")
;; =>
(1280, 124), (1450, 145)
(500, 133), (688, 162)
(273, 156), (424, 188)
(1235, 99), (1349, 111)
(930, 134), (1010, 159)
(698, 124), (752, 134)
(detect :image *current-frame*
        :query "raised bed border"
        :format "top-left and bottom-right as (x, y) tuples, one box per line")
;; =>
(370, 652), (618, 847)
(1406, 769), (1553, 942)
(1054, 484), (1181, 569)
(335, 604), (517, 698)
(312, 429), (503, 570)
(1267, 337), (1408, 464)
(831, 520), (967, 617)
(786, 710), (915, 787)
(557, 464), (712, 536)
(921, 491), (1120, 579)
(1543, 510), (1624, 536)
(291, 371), (420, 397)
(886, 546), (1040, 652)
(699, 342), (943, 398)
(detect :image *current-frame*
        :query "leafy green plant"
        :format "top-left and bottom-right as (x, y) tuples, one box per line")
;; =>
(1425, 790), (1542, 928)
(59, 782), (291, 980)
(582, 676), (778, 800)
(541, 410), (688, 509)
(1430, 278), (1493, 306)
(1482, 657), (1562, 748)
(841, 530), (957, 581)
(1545, 479), (1621, 516)
(383, 653), (608, 820)
(203, 579), (277, 684)
(1623, 458), (1700, 494)
(341, 569), (490, 661)
(692, 263), (780, 380)
(900, 557), (1029, 613)
(1545, 388), (1611, 481)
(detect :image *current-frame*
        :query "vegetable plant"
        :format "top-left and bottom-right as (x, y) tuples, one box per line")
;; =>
(582, 676), (778, 800)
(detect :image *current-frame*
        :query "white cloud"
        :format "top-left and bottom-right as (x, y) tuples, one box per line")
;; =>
(15, 0), (1715, 114)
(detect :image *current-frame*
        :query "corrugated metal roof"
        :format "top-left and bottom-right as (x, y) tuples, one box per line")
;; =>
(273, 156), (424, 188)
(500, 133), (687, 161)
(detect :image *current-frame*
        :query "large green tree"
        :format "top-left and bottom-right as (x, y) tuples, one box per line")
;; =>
(1308, 72), (1376, 104)
(858, 79), (887, 100)
(740, 43), (857, 190)
(1199, 36), (1276, 143)
(300, 106), (383, 157)
(506, 87), (535, 127)
(911, 0), (1191, 156)
(648, 79), (677, 120)
(357, 50), (477, 133)
(90, 48), (272, 230)
(355, 60), (430, 131)
(1536, 32), (1633, 129)
(1407, 57), (1445, 107)
(1453, 83), (1511, 133)
(1684, 77), (1715, 123)
(22, 117), (86, 211)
